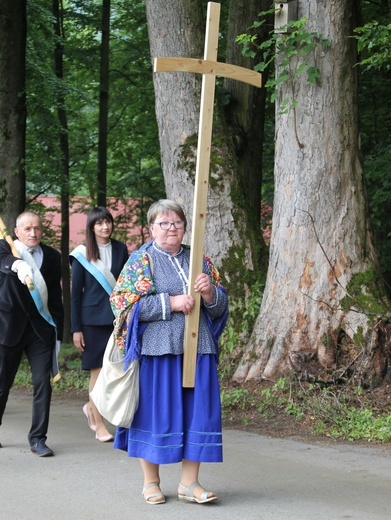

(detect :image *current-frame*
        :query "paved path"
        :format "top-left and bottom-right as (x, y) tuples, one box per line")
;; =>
(1, 390), (391, 520)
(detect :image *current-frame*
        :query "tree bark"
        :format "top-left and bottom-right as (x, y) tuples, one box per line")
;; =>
(145, 0), (267, 295)
(97, 0), (111, 207)
(0, 0), (26, 230)
(234, 0), (391, 386)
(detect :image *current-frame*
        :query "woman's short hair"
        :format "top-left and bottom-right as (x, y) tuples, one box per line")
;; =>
(147, 199), (187, 231)
(85, 206), (114, 261)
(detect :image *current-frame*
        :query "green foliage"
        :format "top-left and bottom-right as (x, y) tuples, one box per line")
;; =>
(364, 146), (391, 291)
(354, 21), (391, 72)
(220, 388), (253, 418)
(309, 389), (391, 442)
(26, 0), (68, 194)
(236, 13), (331, 114)
(355, 12), (391, 294)
(26, 0), (164, 203)
(229, 376), (391, 443)
(219, 280), (264, 378)
(257, 377), (303, 418)
(340, 268), (390, 317)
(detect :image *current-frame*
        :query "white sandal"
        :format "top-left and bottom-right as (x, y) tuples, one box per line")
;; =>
(178, 481), (218, 504)
(142, 482), (166, 505)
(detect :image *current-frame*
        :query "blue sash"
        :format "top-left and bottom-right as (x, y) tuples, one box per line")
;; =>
(15, 241), (57, 328)
(14, 240), (60, 381)
(70, 244), (116, 295)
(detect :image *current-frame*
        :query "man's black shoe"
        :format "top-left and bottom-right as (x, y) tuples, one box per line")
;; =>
(30, 439), (54, 457)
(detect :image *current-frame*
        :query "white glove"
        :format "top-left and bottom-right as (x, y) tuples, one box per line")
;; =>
(12, 260), (34, 286)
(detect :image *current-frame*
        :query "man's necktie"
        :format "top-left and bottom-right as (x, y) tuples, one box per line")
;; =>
(27, 247), (37, 266)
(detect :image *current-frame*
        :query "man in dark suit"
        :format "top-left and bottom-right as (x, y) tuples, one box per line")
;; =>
(0, 211), (64, 456)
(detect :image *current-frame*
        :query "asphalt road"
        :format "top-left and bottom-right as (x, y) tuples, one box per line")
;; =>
(1, 390), (391, 520)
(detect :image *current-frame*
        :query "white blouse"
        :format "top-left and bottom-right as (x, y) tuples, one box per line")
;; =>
(98, 241), (112, 269)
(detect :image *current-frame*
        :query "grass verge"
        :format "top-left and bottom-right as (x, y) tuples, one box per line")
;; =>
(14, 344), (391, 443)
(220, 375), (391, 443)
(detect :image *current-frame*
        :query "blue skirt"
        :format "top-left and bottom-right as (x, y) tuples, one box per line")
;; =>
(114, 354), (223, 464)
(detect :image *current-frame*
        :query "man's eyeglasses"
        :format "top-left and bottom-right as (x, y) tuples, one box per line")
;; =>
(153, 220), (184, 230)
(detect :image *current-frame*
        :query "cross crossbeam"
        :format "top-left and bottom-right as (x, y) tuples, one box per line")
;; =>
(154, 57), (262, 88)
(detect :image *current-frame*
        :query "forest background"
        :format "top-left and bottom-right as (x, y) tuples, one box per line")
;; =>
(1, 0), (391, 441)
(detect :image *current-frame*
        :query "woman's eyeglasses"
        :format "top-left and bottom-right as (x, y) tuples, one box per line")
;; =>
(153, 221), (184, 230)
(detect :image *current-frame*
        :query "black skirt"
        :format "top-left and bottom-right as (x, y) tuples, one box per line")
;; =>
(81, 324), (113, 370)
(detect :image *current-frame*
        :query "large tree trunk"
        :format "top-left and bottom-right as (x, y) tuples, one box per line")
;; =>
(0, 0), (26, 230)
(145, 0), (266, 294)
(234, 0), (391, 387)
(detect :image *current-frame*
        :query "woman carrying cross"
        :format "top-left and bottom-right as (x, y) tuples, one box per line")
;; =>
(110, 199), (228, 505)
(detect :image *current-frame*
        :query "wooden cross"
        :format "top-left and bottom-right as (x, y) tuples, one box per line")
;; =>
(154, 1), (262, 387)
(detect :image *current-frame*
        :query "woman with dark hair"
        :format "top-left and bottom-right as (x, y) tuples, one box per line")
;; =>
(70, 207), (128, 442)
